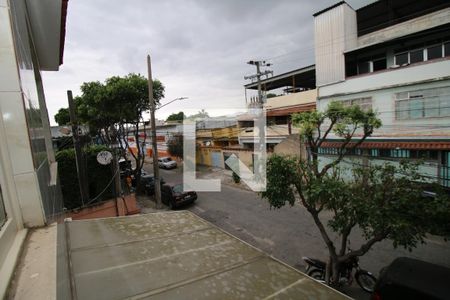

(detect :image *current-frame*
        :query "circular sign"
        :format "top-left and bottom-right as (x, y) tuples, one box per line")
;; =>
(97, 151), (113, 165)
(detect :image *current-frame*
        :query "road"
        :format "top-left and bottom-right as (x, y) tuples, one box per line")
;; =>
(143, 162), (450, 299)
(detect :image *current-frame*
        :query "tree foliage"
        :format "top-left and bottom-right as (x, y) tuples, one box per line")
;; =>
(262, 101), (450, 284)
(188, 109), (209, 120)
(75, 73), (165, 189)
(166, 111), (185, 122)
(54, 107), (70, 125)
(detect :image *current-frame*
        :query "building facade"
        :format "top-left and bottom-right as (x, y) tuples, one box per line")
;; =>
(0, 0), (67, 296)
(314, 0), (450, 186)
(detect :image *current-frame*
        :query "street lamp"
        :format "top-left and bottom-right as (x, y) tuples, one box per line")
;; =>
(157, 97), (188, 110)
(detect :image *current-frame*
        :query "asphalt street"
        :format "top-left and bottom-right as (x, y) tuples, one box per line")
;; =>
(143, 162), (450, 299)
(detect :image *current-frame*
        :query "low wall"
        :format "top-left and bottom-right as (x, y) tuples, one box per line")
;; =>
(67, 194), (140, 221)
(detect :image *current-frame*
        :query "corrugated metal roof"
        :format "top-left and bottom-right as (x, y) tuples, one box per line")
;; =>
(58, 211), (349, 300)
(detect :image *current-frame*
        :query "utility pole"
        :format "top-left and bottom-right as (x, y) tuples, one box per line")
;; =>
(147, 54), (162, 209)
(67, 90), (89, 205)
(245, 61), (272, 172)
(244, 60), (273, 107)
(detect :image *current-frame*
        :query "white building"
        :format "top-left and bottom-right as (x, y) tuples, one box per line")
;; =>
(313, 0), (450, 186)
(0, 0), (67, 296)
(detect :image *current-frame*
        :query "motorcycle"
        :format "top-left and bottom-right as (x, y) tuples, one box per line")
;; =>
(302, 255), (377, 293)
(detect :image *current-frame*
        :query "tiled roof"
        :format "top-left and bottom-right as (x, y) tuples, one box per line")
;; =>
(320, 140), (450, 150)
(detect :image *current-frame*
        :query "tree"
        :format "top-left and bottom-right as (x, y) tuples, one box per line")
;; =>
(167, 134), (183, 158)
(54, 108), (70, 126)
(76, 73), (165, 190)
(266, 93), (278, 99)
(262, 101), (450, 285)
(188, 109), (209, 120)
(166, 111), (185, 122)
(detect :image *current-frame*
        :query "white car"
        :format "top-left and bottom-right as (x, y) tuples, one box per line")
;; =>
(158, 157), (177, 169)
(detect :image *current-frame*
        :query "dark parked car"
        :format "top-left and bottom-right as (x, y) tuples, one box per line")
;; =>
(372, 257), (450, 300)
(161, 183), (197, 209)
(137, 173), (164, 196)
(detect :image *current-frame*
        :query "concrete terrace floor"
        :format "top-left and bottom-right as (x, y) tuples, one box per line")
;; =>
(56, 211), (349, 300)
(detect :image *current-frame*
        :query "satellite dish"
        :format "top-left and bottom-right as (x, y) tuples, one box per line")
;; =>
(97, 151), (113, 165)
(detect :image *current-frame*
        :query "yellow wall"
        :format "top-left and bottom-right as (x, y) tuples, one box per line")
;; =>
(264, 89), (317, 109)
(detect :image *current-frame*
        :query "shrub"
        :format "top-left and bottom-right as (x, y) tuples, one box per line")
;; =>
(232, 171), (240, 184)
(56, 145), (114, 210)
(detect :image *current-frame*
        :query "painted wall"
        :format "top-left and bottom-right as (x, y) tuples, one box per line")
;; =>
(314, 3), (357, 87)
(357, 8), (450, 49)
(264, 89), (317, 109)
(318, 77), (450, 139)
(319, 155), (439, 184)
(319, 60), (450, 99)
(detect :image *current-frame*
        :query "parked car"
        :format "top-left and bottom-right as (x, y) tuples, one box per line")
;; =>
(140, 174), (165, 196)
(158, 157), (177, 169)
(372, 257), (450, 300)
(161, 183), (197, 209)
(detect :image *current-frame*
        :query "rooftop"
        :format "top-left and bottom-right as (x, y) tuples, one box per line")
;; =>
(244, 65), (316, 91)
(56, 211), (348, 299)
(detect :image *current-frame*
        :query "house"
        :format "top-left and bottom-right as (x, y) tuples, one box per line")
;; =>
(0, 0), (68, 296)
(195, 118), (240, 168)
(313, 0), (450, 186)
(240, 65), (317, 152)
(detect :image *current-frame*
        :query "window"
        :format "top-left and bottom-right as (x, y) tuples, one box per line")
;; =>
(395, 87), (450, 120)
(427, 45), (443, 60)
(342, 97), (372, 111)
(410, 49), (424, 64)
(357, 61), (370, 74)
(390, 149), (410, 158)
(346, 54), (387, 76)
(394, 41), (449, 66)
(372, 58), (387, 71)
(395, 52), (408, 65)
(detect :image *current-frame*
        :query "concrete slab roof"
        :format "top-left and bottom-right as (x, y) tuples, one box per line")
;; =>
(58, 211), (349, 300)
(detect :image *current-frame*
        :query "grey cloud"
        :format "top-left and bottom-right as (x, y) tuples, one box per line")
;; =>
(44, 0), (375, 123)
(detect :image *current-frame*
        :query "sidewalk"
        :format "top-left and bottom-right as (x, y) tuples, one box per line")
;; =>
(195, 165), (253, 192)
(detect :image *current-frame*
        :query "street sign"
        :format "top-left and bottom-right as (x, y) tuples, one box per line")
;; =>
(97, 151), (113, 165)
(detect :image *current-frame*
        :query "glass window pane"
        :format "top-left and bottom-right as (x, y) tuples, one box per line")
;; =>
(358, 61), (370, 74)
(396, 92), (409, 100)
(440, 96), (450, 117)
(425, 97), (439, 117)
(410, 49), (424, 63)
(427, 45), (443, 60)
(410, 90), (423, 98)
(445, 42), (450, 57)
(395, 53), (408, 65)
(396, 100), (409, 119)
(410, 99), (423, 119)
(373, 58), (386, 71)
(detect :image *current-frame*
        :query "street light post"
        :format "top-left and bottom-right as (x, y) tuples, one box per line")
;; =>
(147, 54), (188, 209)
(147, 54), (163, 208)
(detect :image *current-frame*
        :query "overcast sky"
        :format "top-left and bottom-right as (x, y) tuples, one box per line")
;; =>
(42, 0), (374, 125)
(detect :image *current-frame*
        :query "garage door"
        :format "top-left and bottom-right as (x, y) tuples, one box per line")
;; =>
(211, 151), (222, 168)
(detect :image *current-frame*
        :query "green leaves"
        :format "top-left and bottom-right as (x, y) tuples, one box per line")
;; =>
(76, 73), (165, 133)
(54, 107), (70, 125)
(261, 155), (298, 209)
(264, 100), (449, 261)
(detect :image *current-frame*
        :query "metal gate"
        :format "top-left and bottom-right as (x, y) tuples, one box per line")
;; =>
(211, 151), (222, 168)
